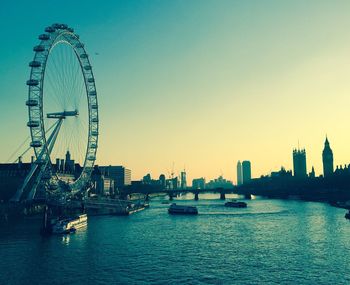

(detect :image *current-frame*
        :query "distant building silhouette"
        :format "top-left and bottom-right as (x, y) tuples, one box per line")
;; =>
(180, 170), (187, 189)
(206, 176), (233, 189)
(143, 173), (152, 184)
(237, 161), (243, 185)
(192, 178), (206, 190)
(64, 150), (75, 173)
(159, 174), (166, 188)
(322, 137), (334, 177)
(99, 165), (131, 192)
(91, 165), (114, 196)
(309, 166), (315, 178)
(293, 148), (307, 178)
(242, 161), (251, 184)
(271, 166), (292, 178)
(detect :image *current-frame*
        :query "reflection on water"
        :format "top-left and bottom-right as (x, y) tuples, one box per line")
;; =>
(1, 195), (350, 284)
(61, 234), (70, 245)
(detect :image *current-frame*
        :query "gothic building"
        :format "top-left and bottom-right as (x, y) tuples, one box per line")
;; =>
(322, 137), (334, 177)
(293, 148), (307, 178)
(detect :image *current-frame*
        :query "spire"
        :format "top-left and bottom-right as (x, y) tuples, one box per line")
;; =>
(325, 135), (329, 145)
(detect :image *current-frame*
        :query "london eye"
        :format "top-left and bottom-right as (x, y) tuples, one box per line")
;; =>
(12, 23), (99, 202)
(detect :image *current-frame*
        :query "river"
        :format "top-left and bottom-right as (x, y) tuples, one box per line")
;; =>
(1, 194), (349, 284)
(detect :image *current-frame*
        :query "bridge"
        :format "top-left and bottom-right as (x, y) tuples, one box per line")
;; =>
(122, 186), (251, 201)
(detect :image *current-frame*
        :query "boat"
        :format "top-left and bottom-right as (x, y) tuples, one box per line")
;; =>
(225, 200), (247, 208)
(168, 203), (198, 215)
(161, 201), (170, 204)
(345, 210), (350, 220)
(51, 214), (87, 234)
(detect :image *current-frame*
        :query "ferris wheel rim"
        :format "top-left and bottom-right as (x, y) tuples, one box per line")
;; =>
(26, 23), (99, 192)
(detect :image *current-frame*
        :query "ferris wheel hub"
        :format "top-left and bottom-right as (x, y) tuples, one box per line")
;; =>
(46, 110), (79, 119)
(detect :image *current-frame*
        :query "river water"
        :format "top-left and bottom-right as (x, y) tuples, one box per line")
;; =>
(1, 194), (350, 285)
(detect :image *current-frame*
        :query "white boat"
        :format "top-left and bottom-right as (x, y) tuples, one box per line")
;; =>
(51, 214), (87, 234)
(168, 203), (198, 215)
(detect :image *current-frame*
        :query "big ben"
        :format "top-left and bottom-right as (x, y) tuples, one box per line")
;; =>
(322, 137), (334, 177)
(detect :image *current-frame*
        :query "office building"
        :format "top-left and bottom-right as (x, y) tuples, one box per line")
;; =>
(100, 165), (131, 191)
(242, 161), (251, 184)
(237, 161), (243, 185)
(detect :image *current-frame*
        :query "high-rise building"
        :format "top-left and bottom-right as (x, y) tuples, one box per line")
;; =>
(322, 137), (334, 177)
(242, 161), (251, 184)
(293, 148), (307, 178)
(180, 170), (187, 189)
(237, 161), (243, 185)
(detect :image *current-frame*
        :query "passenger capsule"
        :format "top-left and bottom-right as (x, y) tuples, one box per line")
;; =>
(27, 121), (40, 128)
(91, 131), (98, 136)
(26, 79), (39, 86)
(89, 90), (96, 96)
(60, 24), (68, 29)
(29, 61), (41, 68)
(45, 26), (55, 33)
(91, 118), (98, 123)
(75, 43), (84, 48)
(30, 141), (42, 148)
(26, 99), (38, 106)
(87, 155), (95, 161)
(38, 34), (50, 40)
(84, 65), (92, 71)
(67, 28), (74, 33)
(48, 183), (58, 190)
(80, 54), (88, 59)
(87, 78), (94, 83)
(52, 23), (61, 29)
(91, 104), (98, 109)
(90, 143), (97, 149)
(33, 45), (45, 52)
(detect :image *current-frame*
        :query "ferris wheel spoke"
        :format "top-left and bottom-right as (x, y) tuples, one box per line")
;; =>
(50, 49), (67, 108)
(46, 72), (64, 109)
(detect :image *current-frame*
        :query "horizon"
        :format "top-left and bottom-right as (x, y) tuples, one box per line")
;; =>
(1, 1), (350, 183)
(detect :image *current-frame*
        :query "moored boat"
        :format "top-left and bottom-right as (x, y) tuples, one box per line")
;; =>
(168, 203), (198, 215)
(51, 214), (87, 234)
(345, 210), (350, 220)
(225, 200), (247, 208)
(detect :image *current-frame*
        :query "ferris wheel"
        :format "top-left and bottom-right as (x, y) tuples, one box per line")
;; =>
(13, 23), (98, 202)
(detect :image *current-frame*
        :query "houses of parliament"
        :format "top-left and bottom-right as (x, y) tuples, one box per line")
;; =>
(292, 137), (337, 179)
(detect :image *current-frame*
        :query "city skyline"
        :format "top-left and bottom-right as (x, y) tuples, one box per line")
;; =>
(2, 1), (350, 183)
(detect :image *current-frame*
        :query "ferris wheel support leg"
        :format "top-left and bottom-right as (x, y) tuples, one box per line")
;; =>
(10, 164), (39, 202)
(11, 120), (63, 202)
(26, 119), (63, 201)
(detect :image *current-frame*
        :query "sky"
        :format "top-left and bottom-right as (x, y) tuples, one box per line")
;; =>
(1, 0), (350, 184)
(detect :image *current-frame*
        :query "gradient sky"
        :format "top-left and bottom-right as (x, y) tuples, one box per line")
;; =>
(1, 0), (350, 184)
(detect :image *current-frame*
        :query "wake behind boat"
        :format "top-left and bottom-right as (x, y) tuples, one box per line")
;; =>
(168, 203), (198, 215)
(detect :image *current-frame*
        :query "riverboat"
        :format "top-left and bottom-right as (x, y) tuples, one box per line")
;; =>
(51, 214), (87, 234)
(225, 200), (247, 208)
(168, 203), (198, 215)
